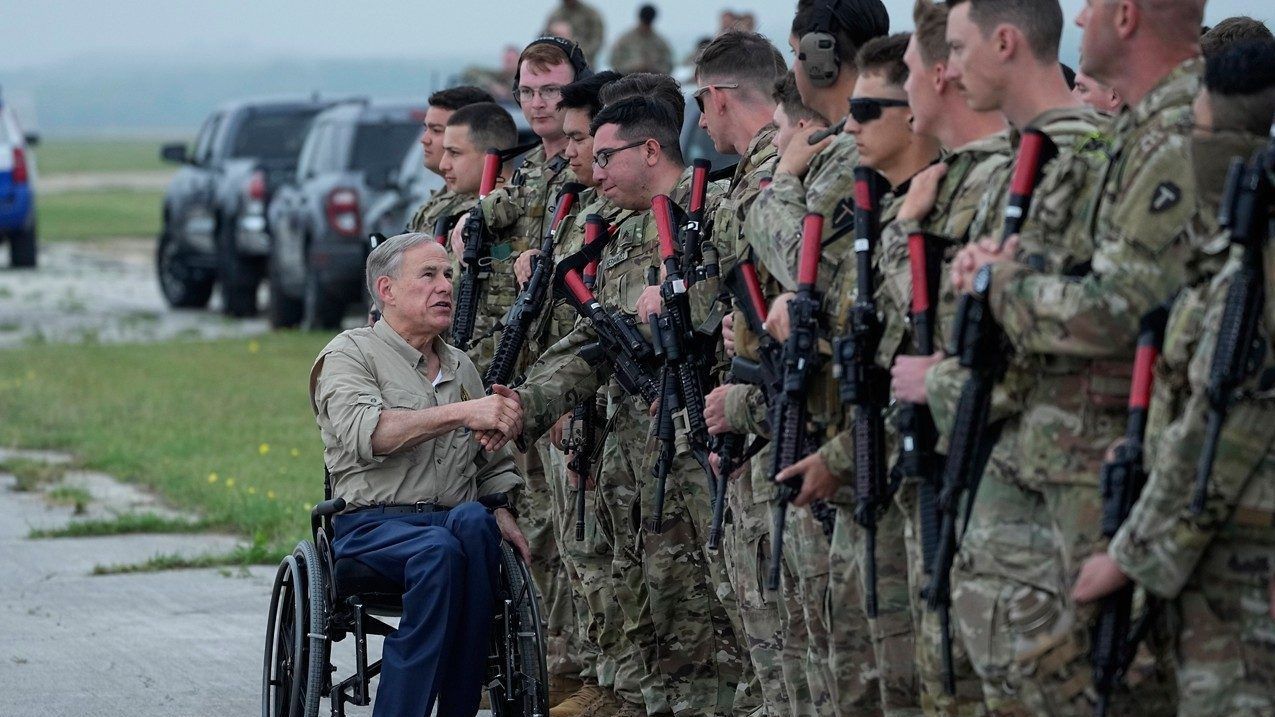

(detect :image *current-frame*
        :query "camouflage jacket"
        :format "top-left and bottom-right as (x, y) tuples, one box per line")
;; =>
(543, 1), (605, 65)
(1111, 250), (1275, 598)
(408, 187), (476, 235)
(608, 27), (674, 74)
(516, 166), (724, 439)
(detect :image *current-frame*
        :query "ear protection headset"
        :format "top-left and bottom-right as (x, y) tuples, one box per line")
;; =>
(512, 36), (593, 105)
(799, 0), (843, 88)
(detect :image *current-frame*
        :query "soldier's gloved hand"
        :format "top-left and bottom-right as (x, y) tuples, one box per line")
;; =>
(774, 452), (838, 506)
(515, 249), (542, 287)
(1072, 552), (1132, 604)
(763, 292), (795, 342)
(449, 213), (470, 260)
(636, 286), (664, 324)
(550, 412), (572, 451)
(704, 384), (733, 435)
(776, 124), (832, 179)
(494, 508), (532, 564)
(897, 163), (949, 223)
(891, 351), (944, 404)
(722, 313), (736, 358)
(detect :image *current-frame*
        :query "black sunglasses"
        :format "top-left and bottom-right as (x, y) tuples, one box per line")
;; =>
(849, 97), (910, 124)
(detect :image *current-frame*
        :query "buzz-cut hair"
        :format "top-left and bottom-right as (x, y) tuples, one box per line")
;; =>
(557, 70), (624, 120)
(428, 85), (495, 111)
(366, 232), (438, 311)
(773, 72), (827, 124)
(590, 96), (684, 165)
(945, 0), (1063, 63)
(856, 32), (912, 87)
(1205, 39), (1275, 135)
(445, 102), (518, 152)
(599, 72), (686, 129)
(1201, 16), (1274, 57)
(913, 0), (951, 66)
(694, 31), (788, 99)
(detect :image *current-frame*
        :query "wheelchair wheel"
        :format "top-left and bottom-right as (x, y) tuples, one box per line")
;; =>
(262, 541), (328, 717)
(489, 543), (549, 717)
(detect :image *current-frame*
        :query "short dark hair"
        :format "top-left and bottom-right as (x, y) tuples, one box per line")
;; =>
(856, 32), (911, 87)
(639, 4), (657, 25)
(1201, 16), (1274, 57)
(912, 0), (951, 66)
(590, 96), (684, 164)
(599, 72), (685, 129)
(947, 0), (1063, 63)
(558, 70), (624, 120)
(773, 72), (827, 124)
(1204, 39), (1275, 135)
(694, 31), (788, 99)
(792, 0), (891, 68)
(428, 86), (496, 111)
(446, 102), (518, 152)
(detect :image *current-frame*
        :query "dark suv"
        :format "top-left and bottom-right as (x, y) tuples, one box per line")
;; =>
(157, 97), (341, 316)
(265, 101), (426, 328)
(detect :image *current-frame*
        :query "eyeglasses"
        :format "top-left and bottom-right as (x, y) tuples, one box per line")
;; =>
(849, 97), (910, 124)
(592, 139), (650, 168)
(517, 85), (564, 103)
(693, 83), (741, 112)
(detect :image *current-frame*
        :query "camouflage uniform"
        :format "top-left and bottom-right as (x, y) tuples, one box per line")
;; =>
(518, 167), (744, 717)
(478, 146), (580, 682)
(745, 133), (883, 717)
(608, 27), (675, 74)
(408, 186), (476, 234)
(875, 132), (1013, 716)
(543, 0), (605, 66)
(943, 63), (1209, 716)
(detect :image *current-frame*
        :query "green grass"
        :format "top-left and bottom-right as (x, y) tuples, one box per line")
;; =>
(29, 512), (209, 539)
(35, 138), (178, 175)
(0, 458), (70, 491)
(45, 485), (92, 514)
(92, 540), (274, 575)
(0, 332), (334, 560)
(37, 188), (164, 241)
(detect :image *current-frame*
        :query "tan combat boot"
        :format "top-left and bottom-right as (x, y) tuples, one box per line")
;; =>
(549, 674), (585, 710)
(549, 683), (618, 717)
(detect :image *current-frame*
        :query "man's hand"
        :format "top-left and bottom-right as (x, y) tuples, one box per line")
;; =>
(897, 163), (949, 223)
(709, 451), (748, 482)
(494, 508), (531, 564)
(705, 384), (735, 435)
(470, 385), (523, 452)
(891, 351), (944, 404)
(763, 292), (795, 342)
(1072, 552), (1132, 604)
(952, 235), (1018, 293)
(776, 125), (832, 179)
(637, 285), (664, 324)
(449, 213), (470, 259)
(549, 412), (572, 451)
(514, 249), (541, 287)
(566, 456), (596, 489)
(775, 452), (838, 506)
(722, 312), (736, 358)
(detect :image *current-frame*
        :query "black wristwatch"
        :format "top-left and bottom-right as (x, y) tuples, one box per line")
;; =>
(478, 491), (518, 518)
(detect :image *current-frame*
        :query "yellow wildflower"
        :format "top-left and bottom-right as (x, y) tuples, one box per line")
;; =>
(207, 472), (219, 483)
(258, 443), (270, 455)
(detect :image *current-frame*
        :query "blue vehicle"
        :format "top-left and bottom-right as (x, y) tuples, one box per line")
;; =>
(0, 90), (38, 268)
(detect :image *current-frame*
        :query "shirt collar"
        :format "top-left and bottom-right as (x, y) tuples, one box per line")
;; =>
(372, 319), (458, 381)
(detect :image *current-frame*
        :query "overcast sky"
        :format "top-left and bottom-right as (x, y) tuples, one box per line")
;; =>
(5, 0), (1271, 72)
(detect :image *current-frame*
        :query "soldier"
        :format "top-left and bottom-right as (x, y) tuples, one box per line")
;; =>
(1072, 71), (1123, 116)
(1072, 39), (1275, 717)
(406, 85), (495, 233)
(690, 29), (797, 717)
(1199, 15), (1273, 57)
(941, 0), (1208, 713)
(609, 5), (675, 75)
(544, 0), (606, 67)
(506, 96), (741, 717)
(744, 2), (890, 715)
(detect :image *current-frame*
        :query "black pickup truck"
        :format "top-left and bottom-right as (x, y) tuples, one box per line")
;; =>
(157, 97), (343, 316)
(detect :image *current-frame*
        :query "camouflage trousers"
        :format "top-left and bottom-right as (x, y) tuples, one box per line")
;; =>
(784, 503), (839, 717)
(952, 439), (1177, 717)
(827, 500), (921, 717)
(892, 478), (986, 717)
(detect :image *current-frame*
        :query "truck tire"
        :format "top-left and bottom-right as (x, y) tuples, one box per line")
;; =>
(9, 223), (37, 268)
(217, 220), (264, 318)
(302, 269), (347, 332)
(267, 255), (304, 329)
(157, 227), (214, 308)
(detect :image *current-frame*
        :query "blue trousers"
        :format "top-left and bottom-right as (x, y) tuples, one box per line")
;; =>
(333, 502), (500, 717)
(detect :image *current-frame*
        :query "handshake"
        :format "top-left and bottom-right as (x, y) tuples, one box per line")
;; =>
(462, 384), (525, 452)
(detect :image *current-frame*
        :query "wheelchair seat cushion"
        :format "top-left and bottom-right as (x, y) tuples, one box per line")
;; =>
(333, 557), (404, 610)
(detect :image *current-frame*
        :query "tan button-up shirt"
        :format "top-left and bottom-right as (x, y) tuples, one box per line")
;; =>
(309, 319), (522, 509)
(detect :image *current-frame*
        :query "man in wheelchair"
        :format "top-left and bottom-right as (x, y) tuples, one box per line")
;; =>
(308, 233), (532, 717)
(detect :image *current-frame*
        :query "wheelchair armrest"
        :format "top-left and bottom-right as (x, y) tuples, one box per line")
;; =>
(312, 498), (346, 519)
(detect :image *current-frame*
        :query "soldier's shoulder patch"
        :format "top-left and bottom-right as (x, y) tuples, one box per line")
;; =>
(1150, 181), (1182, 214)
(831, 196), (854, 233)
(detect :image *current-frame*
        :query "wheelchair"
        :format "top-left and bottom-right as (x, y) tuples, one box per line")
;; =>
(261, 490), (548, 717)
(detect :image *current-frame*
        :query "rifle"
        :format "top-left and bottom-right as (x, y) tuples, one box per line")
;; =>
(768, 213), (828, 591)
(564, 215), (609, 541)
(924, 128), (1057, 694)
(558, 266), (661, 408)
(1091, 302), (1171, 717)
(1191, 150), (1272, 515)
(482, 183), (584, 388)
(452, 148), (503, 350)
(833, 167), (892, 617)
(432, 215), (452, 246)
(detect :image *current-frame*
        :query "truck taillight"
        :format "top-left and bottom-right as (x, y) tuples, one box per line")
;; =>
(12, 147), (28, 184)
(247, 170), (267, 202)
(326, 188), (361, 237)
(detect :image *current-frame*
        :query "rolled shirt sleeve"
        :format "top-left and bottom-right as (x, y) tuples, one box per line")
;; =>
(313, 350), (388, 466)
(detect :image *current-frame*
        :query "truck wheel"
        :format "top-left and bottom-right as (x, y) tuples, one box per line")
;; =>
(302, 271), (347, 332)
(157, 228), (214, 308)
(267, 255), (304, 329)
(9, 223), (37, 268)
(217, 221), (264, 318)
